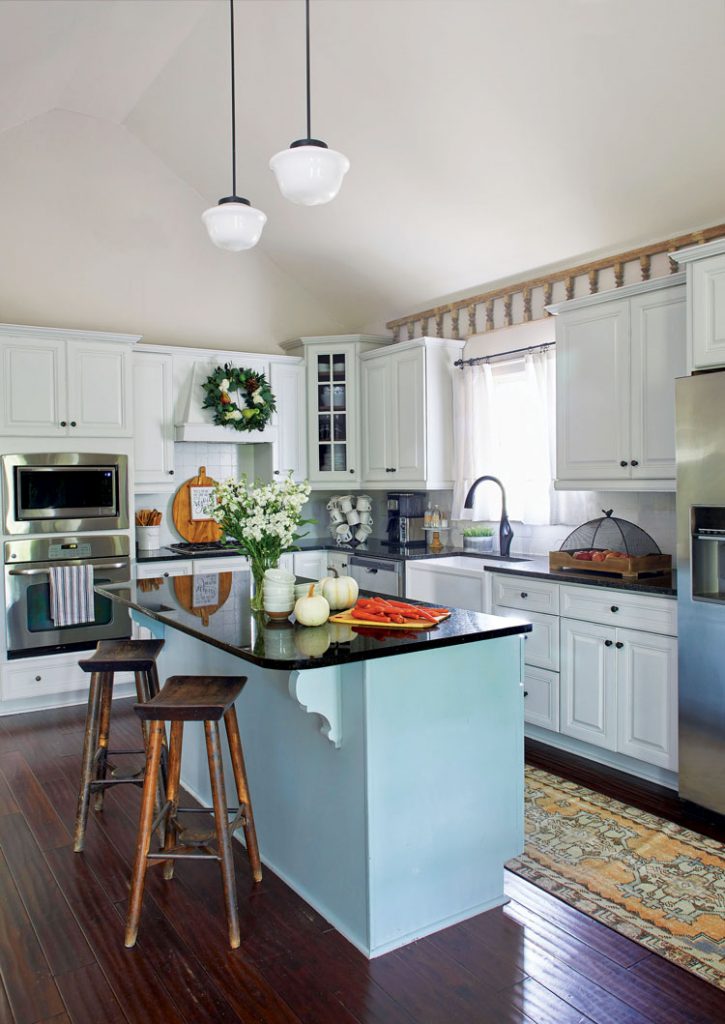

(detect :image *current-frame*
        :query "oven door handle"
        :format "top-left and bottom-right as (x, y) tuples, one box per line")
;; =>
(8, 561), (128, 575)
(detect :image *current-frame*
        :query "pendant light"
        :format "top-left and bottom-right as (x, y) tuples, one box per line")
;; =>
(203, 0), (266, 251)
(269, 0), (349, 206)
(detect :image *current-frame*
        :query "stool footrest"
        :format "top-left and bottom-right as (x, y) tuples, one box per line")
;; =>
(89, 777), (144, 790)
(147, 850), (221, 862)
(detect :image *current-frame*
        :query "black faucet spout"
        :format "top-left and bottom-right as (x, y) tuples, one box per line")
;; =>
(463, 475), (514, 557)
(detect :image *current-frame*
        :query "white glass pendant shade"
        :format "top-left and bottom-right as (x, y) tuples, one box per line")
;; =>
(202, 198), (267, 251)
(269, 143), (350, 206)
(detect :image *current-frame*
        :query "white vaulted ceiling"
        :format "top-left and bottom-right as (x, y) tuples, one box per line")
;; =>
(2, 0), (725, 340)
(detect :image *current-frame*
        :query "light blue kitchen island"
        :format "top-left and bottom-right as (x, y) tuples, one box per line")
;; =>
(99, 573), (531, 958)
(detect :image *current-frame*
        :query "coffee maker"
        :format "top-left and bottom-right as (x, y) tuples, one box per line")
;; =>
(386, 491), (427, 547)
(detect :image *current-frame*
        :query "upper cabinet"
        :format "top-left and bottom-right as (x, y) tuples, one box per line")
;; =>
(0, 325), (138, 438)
(360, 338), (464, 489)
(269, 359), (307, 482)
(282, 335), (389, 488)
(670, 238), (725, 370)
(133, 349), (175, 491)
(550, 276), (686, 490)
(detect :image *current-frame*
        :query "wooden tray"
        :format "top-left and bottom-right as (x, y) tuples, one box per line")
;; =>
(172, 466), (222, 544)
(329, 609), (450, 630)
(173, 572), (232, 627)
(548, 551), (672, 579)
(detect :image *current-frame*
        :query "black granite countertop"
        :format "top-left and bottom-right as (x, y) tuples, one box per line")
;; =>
(97, 575), (531, 671)
(482, 556), (677, 597)
(136, 539), (506, 565)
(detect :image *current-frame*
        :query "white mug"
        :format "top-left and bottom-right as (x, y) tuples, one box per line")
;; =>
(359, 512), (373, 525)
(329, 508), (344, 523)
(356, 496), (372, 511)
(355, 524), (372, 541)
(346, 509), (361, 525)
(326, 498), (340, 511)
(335, 523), (353, 543)
(339, 495), (353, 513)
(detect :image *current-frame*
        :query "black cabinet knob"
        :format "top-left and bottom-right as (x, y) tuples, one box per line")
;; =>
(620, 460), (628, 467)
(349, 469), (355, 474)
(70, 421), (77, 427)
(35, 675), (41, 682)
(60, 421), (67, 427)
(610, 605), (619, 613)
(523, 691), (529, 698)
(615, 641), (624, 649)
(604, 639), (613, 647)
(273, 470), (280, 475)
(168, 470), (174, 475)
(163, 572), (170, 578)
(631, 459), (639, 467)
(520, 592), (528, 599)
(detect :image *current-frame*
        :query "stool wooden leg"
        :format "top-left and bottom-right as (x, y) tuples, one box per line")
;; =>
(93, 673), (114, 812)
(135, 669), (167, 846)
(224, 707), (262, 884)
(124, 720), (165, 948)
(204, 720), (240, 949)
(73, 671), (104, 853)
(161, 721), (183, 881)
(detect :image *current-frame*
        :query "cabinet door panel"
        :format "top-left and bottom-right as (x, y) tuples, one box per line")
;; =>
(271, 362), (307, 482)
(617, 628), (677, 769)
(308, 346), (358, 484)
(133, 352), (174, 488)
(67, 341), (131, 435)
(0, 339), (66, 435)
(392, 347), (426, 482)
(630, 287), (686, 479)
(493, 606), (559, 671)
(692, 253), (725, 369)
(556, 302), (630, 481)
(361, 358), (390, 482)
(560, 617), (617, 750)
(523, 665), (560, 732)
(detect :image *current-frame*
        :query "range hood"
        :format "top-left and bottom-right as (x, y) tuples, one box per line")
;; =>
(175, 364), (277, 444)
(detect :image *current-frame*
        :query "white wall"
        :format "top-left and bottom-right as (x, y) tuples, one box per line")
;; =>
(0, 109), (342, 351)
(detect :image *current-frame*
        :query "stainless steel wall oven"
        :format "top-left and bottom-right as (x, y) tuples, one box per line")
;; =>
(2, 453), (129, 535)
(4, 535), (131, 658)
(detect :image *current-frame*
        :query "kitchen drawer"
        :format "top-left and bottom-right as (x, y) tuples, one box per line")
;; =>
(560, 585), (677, 636)
(192, 556), (249, 575)
(135, 559), (192, 580)
(493, 605), (559, 671)
(492, 575), (559, 614)
(2, 656), (88, 701)
(524, 665), (560, 732)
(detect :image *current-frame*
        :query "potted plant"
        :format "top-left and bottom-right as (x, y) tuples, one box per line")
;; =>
(462, 526), (495, 552)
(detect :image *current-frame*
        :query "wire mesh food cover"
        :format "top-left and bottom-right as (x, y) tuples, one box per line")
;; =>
(560, 509), (661, 556)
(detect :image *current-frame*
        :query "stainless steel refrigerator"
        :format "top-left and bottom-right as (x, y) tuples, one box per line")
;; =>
(676, 369), (725, 813)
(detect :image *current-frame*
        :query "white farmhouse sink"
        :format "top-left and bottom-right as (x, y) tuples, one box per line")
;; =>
(423, 555), (530, 575)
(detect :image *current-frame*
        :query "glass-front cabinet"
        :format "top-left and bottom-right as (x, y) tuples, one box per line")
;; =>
(282, 335), (389, 488)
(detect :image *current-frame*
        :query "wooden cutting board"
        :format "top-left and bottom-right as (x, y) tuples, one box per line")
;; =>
(173, 572), (232, 627)
(328, 610), (450, 630)
(172, 466), (222, 543)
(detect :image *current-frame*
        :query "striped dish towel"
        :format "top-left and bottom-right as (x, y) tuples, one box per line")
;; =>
(48, 565), (95, 626)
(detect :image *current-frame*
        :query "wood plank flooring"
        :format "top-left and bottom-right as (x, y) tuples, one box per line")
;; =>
(1, 700), (724, 1024)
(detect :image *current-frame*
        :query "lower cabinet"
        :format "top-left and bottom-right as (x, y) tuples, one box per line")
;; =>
(523, 665), (560, 732)
(560, 617), (677, 770)
(292, 550), (327, 579)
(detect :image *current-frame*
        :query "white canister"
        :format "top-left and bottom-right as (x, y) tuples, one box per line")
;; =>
(136, 525), (161, 552)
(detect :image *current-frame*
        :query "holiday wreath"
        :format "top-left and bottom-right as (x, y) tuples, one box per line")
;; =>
(201, 363), (277, 433)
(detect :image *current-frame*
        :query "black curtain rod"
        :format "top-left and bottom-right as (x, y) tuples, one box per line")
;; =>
(454, 341), (555, 368)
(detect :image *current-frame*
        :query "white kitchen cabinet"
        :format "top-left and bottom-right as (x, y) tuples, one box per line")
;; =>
(405, 557), (487, 612)
(293, 550), (327, 579)
(135, 559), (193, 580)
(493, 605), (559, 672)
(0, 325), (138, 437)
(560, 617), (618, 751)
(360, 338), (464, 489)
(671, 239), (725, 370)
(282, 335), (389, 488)
(550, 276), (686, 489)
(133, 350), (175, 490)
(270, 360), (307, 482)
(617, 627), (677, 770)
(523, 665), (560, 732)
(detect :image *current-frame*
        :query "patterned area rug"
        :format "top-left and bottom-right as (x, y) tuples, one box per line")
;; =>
(507, 766), (725, 989)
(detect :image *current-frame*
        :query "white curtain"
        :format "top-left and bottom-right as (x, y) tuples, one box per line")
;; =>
(453, 347), (589, 525)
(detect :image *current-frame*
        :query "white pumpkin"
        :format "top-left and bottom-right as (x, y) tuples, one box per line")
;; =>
(327, 621), (356, 644)
(294, 584), (330, 627)
(294, 624), (331, 658)
(319, 574), (359, 611)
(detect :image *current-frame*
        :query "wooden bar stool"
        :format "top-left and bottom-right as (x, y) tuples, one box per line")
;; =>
(74, 638), (165, 853)
(124, 674), (262, 950)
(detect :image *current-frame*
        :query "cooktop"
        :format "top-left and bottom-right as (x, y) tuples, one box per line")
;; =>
(165, 541), (243, 557)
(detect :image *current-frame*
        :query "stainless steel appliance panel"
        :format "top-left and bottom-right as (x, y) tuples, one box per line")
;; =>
(349, 555), (404, 597)
(2, 453), (129, 534)
(676, 370), (725, 813)
(4, 534), (131, 657)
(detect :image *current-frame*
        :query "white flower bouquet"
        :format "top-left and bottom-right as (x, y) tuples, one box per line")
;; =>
(211, 474), (313, 608)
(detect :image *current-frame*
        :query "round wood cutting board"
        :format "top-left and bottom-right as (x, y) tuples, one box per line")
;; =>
(173, 572), (232, 627)
(171, 466), (223, 543)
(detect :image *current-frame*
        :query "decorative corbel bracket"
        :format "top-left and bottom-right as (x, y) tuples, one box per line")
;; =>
(289, 667), (342, 748)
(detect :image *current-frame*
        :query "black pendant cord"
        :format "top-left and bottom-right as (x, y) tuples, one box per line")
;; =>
(305, 0), (311, 140)
(229, 0), (237, 197)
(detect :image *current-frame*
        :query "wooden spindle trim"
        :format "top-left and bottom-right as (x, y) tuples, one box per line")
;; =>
(543, 283), (553, 309)
(393, 326), (400, 343)
(614, 261), (624, 287)
(450, 308), (460, 340)
(485, 299), (494, 331)
(503, 294), (513, 328)
(434, 310), (444, 338)
(420, 316), (429, 337)
(467, 304), (477, 337)
(565, 276), (575, 301)
(522, 288), (532, 322)
(667, 247), (679, 274)
(588, 269), (599, 294)
(639, 254), (651, 281)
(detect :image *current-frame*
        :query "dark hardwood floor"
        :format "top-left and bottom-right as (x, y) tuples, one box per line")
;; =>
(1, 700), (724, 1024)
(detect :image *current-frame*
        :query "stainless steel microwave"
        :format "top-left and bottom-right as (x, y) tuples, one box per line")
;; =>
(2, 453), (129, 534)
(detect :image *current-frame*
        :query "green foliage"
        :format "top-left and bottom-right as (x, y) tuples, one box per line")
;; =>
(201, 363), (276, 432)
(462, 526), (495, 537)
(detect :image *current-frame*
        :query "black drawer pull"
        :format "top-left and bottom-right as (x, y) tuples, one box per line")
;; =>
(70, 420), (77, 427)
(523, 691), (529, 698)
(631, 459), (639, 467)
(35, 675), (41, 682)
(610, 605), (619, 613)
(604, 639), (613, 647)
(615, 641), (624, 649)
(620, 460), (628, 467)
(60, 420), (67, 427)
(520, 592), (528, 599)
